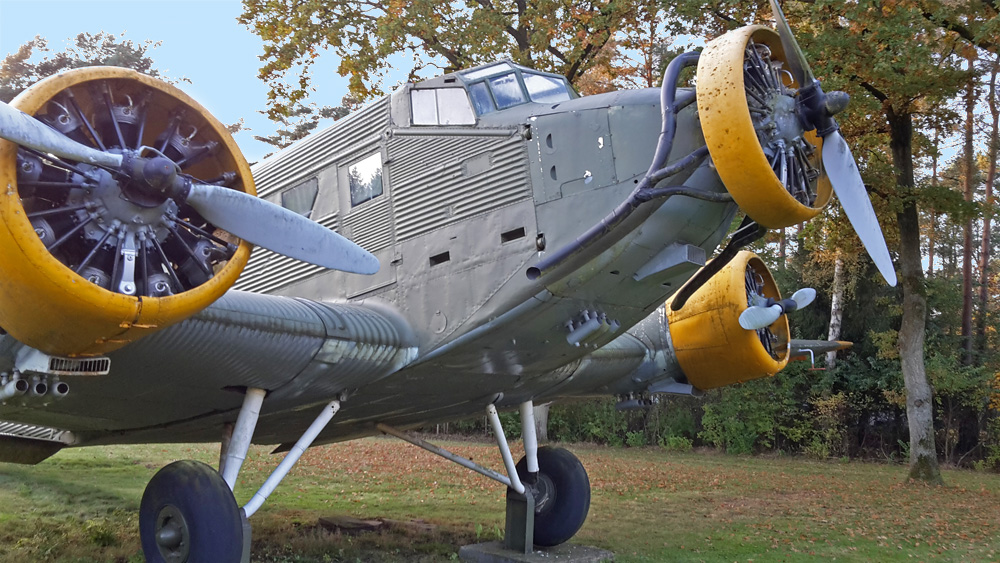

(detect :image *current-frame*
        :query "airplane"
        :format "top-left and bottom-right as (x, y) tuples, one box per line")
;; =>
(0, 4), (896, 562)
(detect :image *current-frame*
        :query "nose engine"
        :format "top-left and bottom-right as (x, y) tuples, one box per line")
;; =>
(0, 67), (254, 356)
(696, 25), (832, 229)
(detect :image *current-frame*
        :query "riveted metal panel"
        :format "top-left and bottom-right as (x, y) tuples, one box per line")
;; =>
(251, 98), (390, 199)
(388, 134), (530, 241)
(233, 214), (340, 293)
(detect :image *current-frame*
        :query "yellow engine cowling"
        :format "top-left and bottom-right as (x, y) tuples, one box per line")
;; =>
(695, 25), (832, 229)
(0, 67), (253, 356)
(666, 251), (789, 390)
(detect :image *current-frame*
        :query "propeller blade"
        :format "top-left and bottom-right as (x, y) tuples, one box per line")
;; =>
(739, 304), (783, 331)
(186, 183), (380, 274)
(822, 131), (897, 286)
(768, 0), (815, 86)
(790, 287), (816, 309)
(0, 101), (122, 168)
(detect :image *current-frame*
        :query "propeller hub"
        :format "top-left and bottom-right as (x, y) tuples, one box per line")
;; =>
(119, 151), (188, 208)
(795, 80), (843, 137)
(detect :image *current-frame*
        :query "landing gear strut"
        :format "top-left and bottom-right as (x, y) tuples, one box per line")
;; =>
(138, 389), (342, 562)
(379, 400), (592, 554)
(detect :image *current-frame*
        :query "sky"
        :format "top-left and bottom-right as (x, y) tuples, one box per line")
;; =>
(0, 0), (355, 163)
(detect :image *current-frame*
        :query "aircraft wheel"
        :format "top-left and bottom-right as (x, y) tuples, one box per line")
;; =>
(139, 460), (245, 563)
(513, 446), (591, 546)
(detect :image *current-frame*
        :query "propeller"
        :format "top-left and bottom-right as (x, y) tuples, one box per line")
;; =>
(768, 0), (897, 286)
(0, 101), (378, 275)
(739, 287), (816, 331)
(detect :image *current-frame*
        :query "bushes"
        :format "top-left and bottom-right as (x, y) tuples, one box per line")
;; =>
(423, 353), (1000, 469)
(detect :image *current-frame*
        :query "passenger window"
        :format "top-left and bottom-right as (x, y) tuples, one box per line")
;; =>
(281, 178), (319, 217)
(349, 152), (383, 207)
(524, 73), (572, 103)
(489, 72), (525, 109)
(467, 82), (495, 115)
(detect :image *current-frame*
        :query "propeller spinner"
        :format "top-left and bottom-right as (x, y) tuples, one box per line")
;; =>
(739, 287), (816, 331)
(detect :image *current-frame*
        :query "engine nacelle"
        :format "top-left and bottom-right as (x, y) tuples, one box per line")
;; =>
(666, 251), (789, 390)
(0, 67), (253, 356)
(696, 25), (832, 229)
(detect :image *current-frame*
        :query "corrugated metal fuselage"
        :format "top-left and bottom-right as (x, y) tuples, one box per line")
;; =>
(0, 83), (738, 446)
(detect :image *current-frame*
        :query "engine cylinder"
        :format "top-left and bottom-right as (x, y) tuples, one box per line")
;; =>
(0, 67), (253, 356)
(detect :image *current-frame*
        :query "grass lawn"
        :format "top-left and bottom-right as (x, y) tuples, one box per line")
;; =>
(1, 438), (999, 562)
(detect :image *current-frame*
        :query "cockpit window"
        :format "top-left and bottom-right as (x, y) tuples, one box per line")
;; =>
(411, 89), (438, 125)
(436, 89), (476, 124)
(489, 72), (525, 109)
(462, 62), (515, 81)
(467, 82), (495, 115)
(411, 88), (475, 125)
(524, 73), (572, 103)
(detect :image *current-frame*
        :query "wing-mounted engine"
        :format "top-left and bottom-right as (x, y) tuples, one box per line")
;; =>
(665, 251), (789, 390)
(696, 25), (832, 229)
(0, 67), (253, 356)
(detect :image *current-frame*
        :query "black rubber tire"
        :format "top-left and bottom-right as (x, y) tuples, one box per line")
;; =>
(512, 446), (591, 547)
(139, 460), (244, 563)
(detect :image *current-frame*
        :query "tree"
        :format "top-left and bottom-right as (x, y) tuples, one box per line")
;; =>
(0, 32), (174, 103)
(238, 0), (663, 120)
(960, 52), (979, 367)
(252, 95), (360, 153)
(977, 54), (1000, 360)
(667, 0), (980, 483)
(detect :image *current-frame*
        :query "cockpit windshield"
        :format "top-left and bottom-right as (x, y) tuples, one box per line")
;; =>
(407, 61), (576, 125)
(457, 61), (574, 116)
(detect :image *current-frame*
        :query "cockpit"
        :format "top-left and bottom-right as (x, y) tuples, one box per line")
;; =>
(400, 60), (577, 126)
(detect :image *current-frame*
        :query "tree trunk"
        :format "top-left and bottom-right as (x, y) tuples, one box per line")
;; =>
(826, 252), (845, 369)
(928, 129), (940, 277)
(927, 210), (936, 276)
(977, 55), (999, 359)
(779, 228), (786, 266)
(533, 403), (550, 443)
(961, 54), (977, 366)
(889, 109), (943, 485)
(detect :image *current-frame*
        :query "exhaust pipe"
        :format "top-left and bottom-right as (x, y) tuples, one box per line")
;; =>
(28, 378), (47, 397)
(49, 380), (70, 399)
(0, 379), (29, 401)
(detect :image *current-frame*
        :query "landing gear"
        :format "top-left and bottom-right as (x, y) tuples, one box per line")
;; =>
(512, 446), (591, 546)
(138, 390), (342, 562)
(380, 400), (593, 553)
(139, 460), (244, 563)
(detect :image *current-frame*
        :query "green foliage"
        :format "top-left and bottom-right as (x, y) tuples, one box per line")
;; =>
(253, 95), (360, 152)
(0, 32), (175, 103)
(660, 435), (693, 453)
(625, 431), (647, 448)
(238, 0), (666, 118)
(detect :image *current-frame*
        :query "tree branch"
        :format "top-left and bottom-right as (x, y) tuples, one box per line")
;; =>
(860, 80), (889, 103)
(922, 10), (996, 51)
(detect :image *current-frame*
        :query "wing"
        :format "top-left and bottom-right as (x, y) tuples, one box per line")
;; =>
(789, 339), (853, 362)
(0, 290), (417, 460)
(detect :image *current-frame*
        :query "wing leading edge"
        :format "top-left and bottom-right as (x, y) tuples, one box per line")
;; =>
(0, 291), (417, 447)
